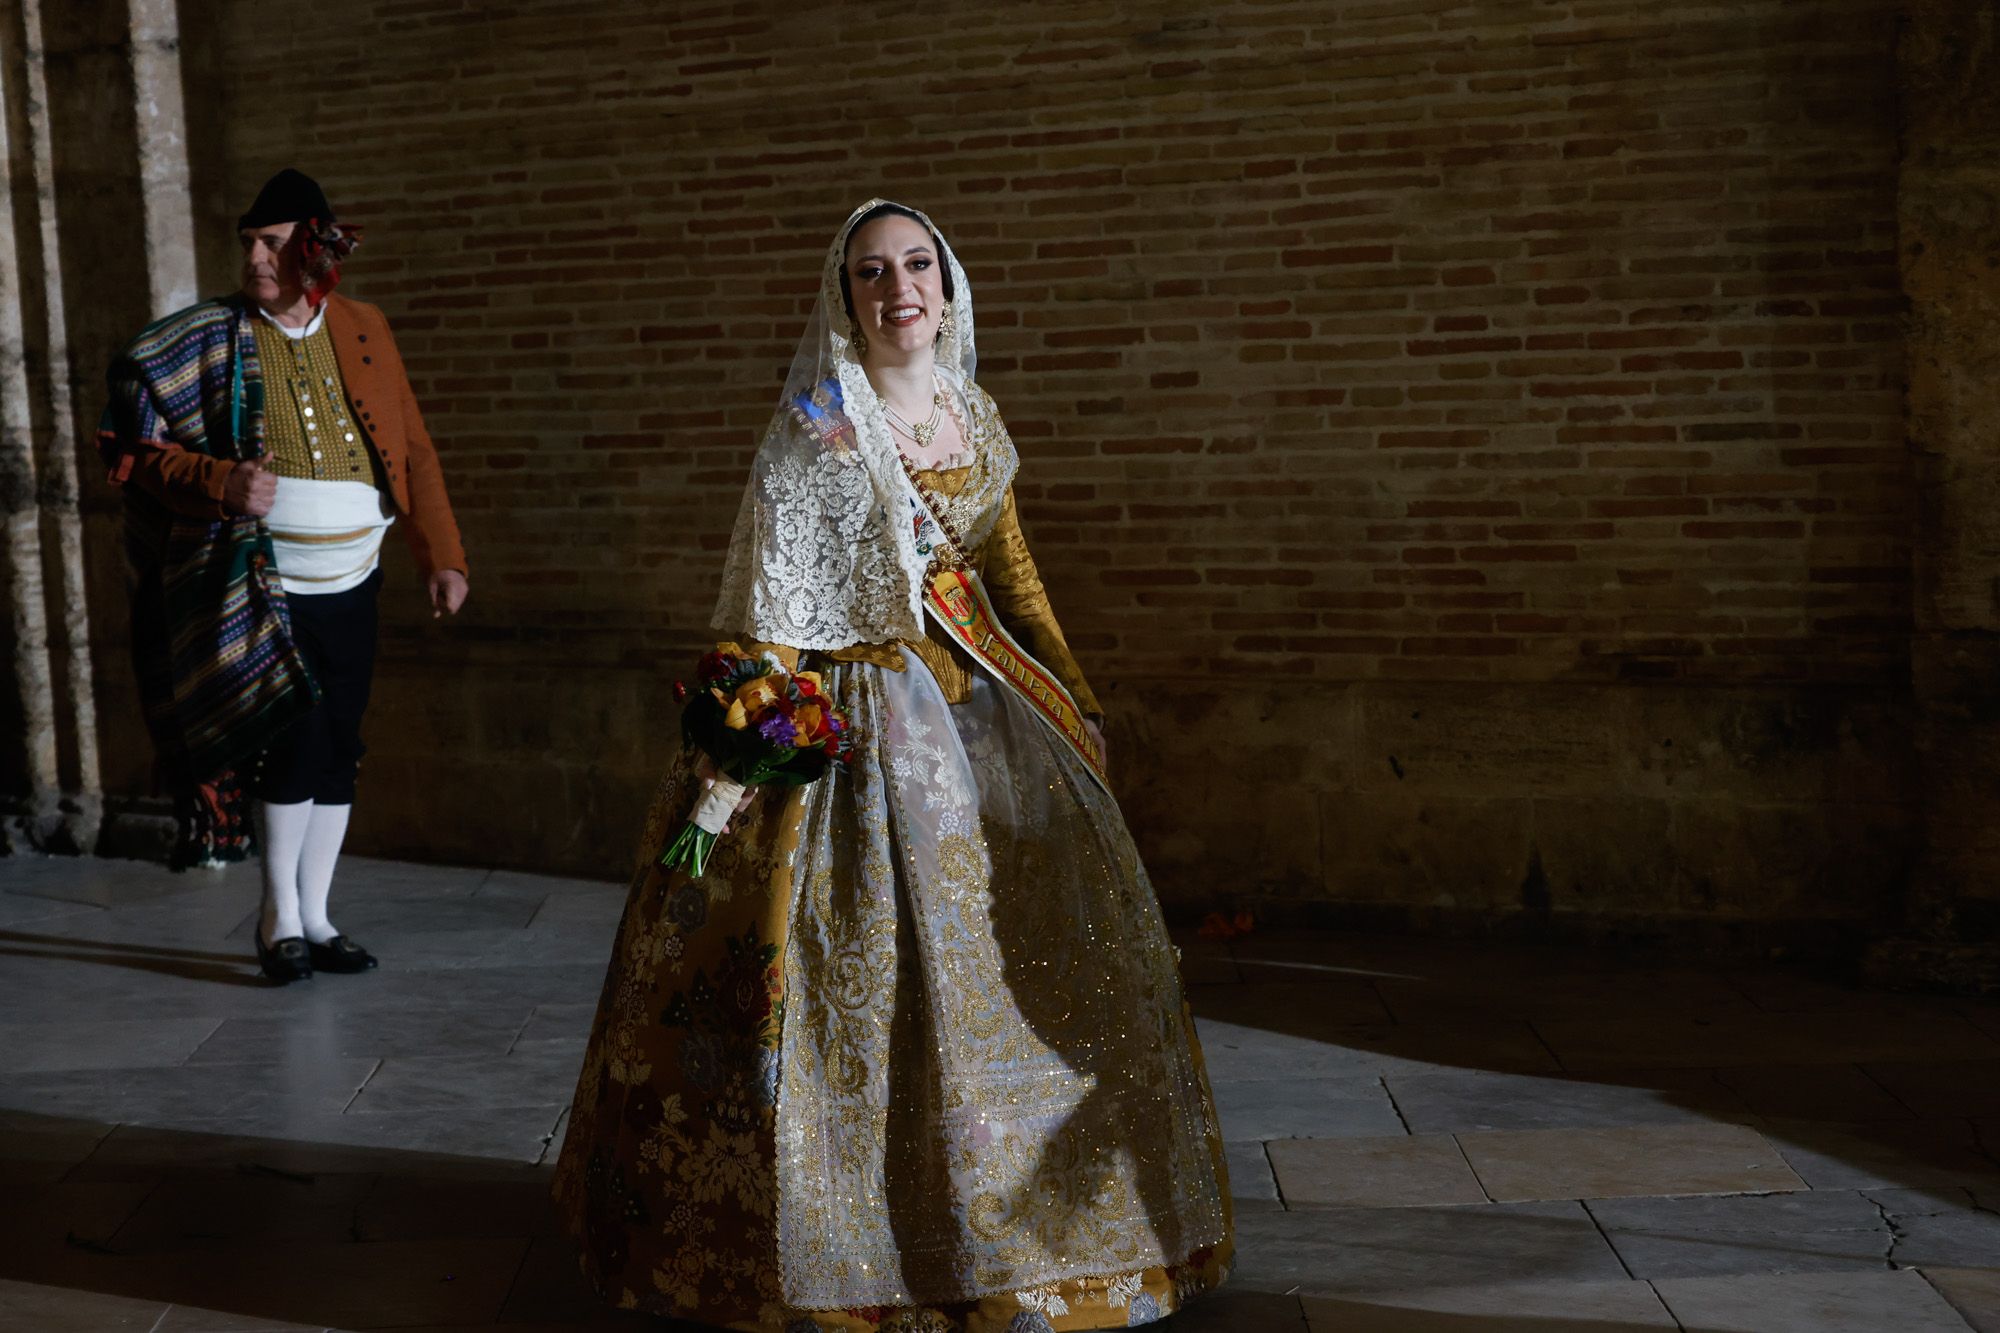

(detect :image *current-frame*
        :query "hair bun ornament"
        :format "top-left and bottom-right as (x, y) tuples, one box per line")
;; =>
(299, 217), (365, 307)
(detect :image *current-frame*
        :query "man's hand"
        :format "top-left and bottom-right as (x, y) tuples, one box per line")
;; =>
(429, 569), (469, 619)
(223, 460), (277, 517)
(1084, 718), (1109, 770)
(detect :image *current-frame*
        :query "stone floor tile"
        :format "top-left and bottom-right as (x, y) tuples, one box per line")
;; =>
(0, 1016), (222, 1074)
(0, 1057), (380, 1124)
(1386, 1068), (1747, 1134)
(154, 1305), (333, 1331)
(0, 938), (281, 1011)
(1459, 1122), (1803, 1202)
(1534, 1012), (1998, 1071)
(511, 1001), (598, 1053)
(1928, 1266), (2000, 1333)
(1865, 1060), (2000, 1118)
(1230, 1200), (1629, 1297)
(474, 923), (624, 969)
(0, 1179), (156, 1246)
(0, 1276), (170, 1331)
(1713, 1062), (1913, 1121)
(1168, 1289), (1308, 1331)
(1727, 966), (1967, 1015)
(317, 963), (609, 1017)
(1212, 1074), (1406, 1140)
(1652, 1268), (1977, 1332)
(2, 852), (241, 907)
(1189, 979), (1394, 1028)
(1961, 1000), (2000, 1042)
(1196, 1017), (1559, 1085)
(317, 855), (492, 899)
(1586, 1189), (1891, 1278)
(495, 1235), (651, 1326)
(480, 868), (620, 898)
(347, 1044), (585, 1115)
(1375, 968), (1753, 1025)
(223, 883), (540, 935)
(4, 893), (253, 944)
(0, 890), (103, 929)
(154, 1305), (333, 1332)
(0, 1108), (115, 1182)
(1269, 1133), (1488, 1208)
(1303, 1279), (1679, 1331)
(187, 1005), (536, 1065)
(356, 1167), (561, 1241)
(1762, 1118), (2000, 1191)
(109, 1171), (378, 1250)
(1224, 1140), (1282, 1212)
(70, 1109), (565, 1182)
(1179, 952), (1242, 985)
(168, 1235), (530, 1328)
(1869, 1186), (2000, 1269)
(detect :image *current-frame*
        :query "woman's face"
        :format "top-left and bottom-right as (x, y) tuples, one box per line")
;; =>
(844, 213), (945, 360)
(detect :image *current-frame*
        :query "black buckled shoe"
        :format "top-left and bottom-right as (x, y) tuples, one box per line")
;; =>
(307, 935), (378, 974)
(256, 935), (313, 985)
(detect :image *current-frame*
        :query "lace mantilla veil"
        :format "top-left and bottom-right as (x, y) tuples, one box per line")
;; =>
(711, 198), (1003, 651)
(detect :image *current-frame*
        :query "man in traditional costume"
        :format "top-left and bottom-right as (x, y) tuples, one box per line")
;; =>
(98, 168), (468, 984)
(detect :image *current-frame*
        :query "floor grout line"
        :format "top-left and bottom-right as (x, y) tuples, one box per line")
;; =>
(1261, 1139), (1290, 1212)
(1581, 1197), (1638, 1280)
(339, 1057), (385, 1114)
(1643, 1278), (1690, 1331)
(1379, 1075), (1413, 1134)
(1450, 1132), (1496, 1203)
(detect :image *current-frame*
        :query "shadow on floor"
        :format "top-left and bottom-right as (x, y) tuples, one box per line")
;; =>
(1191, 929), (2000, 1219)
(0, 927), (269, 988)
(0, 1109), (709, 1332)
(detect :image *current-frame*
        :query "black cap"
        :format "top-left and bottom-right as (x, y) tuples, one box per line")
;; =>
(237, 168), (334, 231)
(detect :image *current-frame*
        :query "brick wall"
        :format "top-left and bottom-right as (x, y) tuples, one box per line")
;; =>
(158, 0), (1910, 931)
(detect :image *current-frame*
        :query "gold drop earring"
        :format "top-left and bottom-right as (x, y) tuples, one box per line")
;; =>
(935, 301), (957, 343)
(849, 319), (868, 355)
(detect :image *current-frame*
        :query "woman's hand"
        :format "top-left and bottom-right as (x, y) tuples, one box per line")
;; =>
(695, 751), (756, 832)
(1083, 718), (1108, 770)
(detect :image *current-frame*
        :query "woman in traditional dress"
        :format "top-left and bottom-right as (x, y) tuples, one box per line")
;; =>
(553, 200), (1231, 1333)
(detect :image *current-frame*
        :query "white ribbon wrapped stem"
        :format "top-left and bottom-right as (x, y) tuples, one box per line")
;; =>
(690, 776), (748, 835)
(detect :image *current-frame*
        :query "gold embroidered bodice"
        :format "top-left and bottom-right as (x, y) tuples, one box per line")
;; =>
(251, 319), (379, 486)
(746, 380), (1100, 716)
(751, 460), (1100, 717)
(832, 466), (1101, 716)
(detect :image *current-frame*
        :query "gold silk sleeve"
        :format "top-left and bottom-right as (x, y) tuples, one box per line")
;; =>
(979, 488), (1103, 719)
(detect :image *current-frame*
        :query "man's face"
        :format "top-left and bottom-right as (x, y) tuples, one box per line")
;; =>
(239, 222), (303, 307)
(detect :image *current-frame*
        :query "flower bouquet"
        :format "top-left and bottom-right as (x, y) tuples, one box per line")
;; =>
(660, 643), (855, 877)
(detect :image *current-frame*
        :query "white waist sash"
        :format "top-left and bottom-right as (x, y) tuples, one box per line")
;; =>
(265, 478), (395, 596)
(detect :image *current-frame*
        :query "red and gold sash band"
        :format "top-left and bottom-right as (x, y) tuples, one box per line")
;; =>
(923, 567), (1110, 793)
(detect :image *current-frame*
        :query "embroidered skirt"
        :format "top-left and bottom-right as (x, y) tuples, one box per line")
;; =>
(552, 649), (1232, 1331)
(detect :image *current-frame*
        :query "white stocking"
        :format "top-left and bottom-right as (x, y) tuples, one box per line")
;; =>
(258, 800), (312, 945)
(298, 802), (352, 945)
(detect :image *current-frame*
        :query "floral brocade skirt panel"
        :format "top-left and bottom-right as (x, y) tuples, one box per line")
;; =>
(552, 650), (1232, 1332)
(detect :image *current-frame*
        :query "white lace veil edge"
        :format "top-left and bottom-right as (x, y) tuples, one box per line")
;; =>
(710, 199), (976, 652)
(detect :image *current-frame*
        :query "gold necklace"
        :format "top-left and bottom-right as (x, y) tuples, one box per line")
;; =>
(884, 379), (952, 450)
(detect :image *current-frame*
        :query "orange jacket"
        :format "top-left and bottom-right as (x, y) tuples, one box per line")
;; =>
(124, 293), (468, 578)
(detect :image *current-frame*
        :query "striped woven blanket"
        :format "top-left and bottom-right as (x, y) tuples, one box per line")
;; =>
(99, 297), (316, 863)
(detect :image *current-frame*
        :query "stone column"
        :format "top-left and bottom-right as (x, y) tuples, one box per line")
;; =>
(1872, 1), (2000, 989)
(0, 0), (198, 853)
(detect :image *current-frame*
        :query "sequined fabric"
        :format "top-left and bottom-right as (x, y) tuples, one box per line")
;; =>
(554, 653), (1231, 1330)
